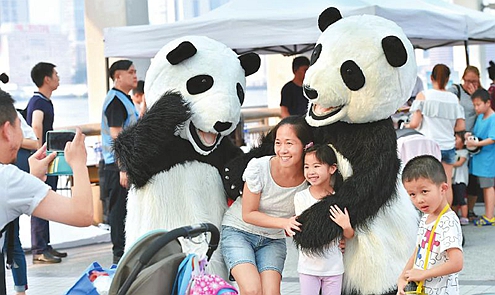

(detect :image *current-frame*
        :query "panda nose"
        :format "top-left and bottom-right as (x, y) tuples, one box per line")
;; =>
(214, 121), (232, 133)
(303, 85), (318, 99)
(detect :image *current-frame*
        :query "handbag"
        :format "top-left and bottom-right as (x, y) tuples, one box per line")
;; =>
(405, 204), (449, 295)
(64, 261), (117, 295)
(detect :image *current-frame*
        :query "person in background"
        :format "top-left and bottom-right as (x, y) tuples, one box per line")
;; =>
(452, 131), (469, 226)
(131, 80), (146, 117)
(101, 60), (138, 264)
(487, 61), (495, 112)
(405, 64), (465, 206)
(221, 116), (313, 295)
(398, 155), (463, 295)
(449, 65), (483, 220)
(2, 112), (38, 295)
(280, 56), (310, 118)
(0, 89), (93, 294)
(294, 143), (350, 295)
(465, 89), (495, 226)
(26, 62), (66, 264)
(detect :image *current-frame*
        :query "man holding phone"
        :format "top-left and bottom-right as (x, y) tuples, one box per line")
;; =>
(0, 89), (93, 293)
(101, 60), (139, 264)
(25, 62), (66, 264)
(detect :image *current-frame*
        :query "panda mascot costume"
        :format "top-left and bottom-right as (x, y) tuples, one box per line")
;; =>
(223, 7), (419, 295)
(113, 36), (260, 278)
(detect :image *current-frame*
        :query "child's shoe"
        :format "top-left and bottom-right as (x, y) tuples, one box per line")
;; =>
(473, 215), (495, 226)
(459, 217), (469, 226)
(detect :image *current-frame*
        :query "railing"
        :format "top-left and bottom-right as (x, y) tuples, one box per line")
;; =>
(60, 107), (282, 147)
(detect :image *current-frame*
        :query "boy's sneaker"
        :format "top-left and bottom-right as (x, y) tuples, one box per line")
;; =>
(468, 210), (478, 221)
(473, 215), (495, 226)
(459, 217), (469, 226)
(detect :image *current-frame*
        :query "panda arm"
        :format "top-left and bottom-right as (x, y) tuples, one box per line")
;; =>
(113, 91), (191, 188)
(222, 134), (275, 201)
(294, 120), (401, 253)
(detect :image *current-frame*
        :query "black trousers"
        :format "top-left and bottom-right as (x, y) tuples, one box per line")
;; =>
(103, 166), (128, 258)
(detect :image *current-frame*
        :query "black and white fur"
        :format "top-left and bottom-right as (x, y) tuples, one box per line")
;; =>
(114, 36), (260, 278)
(293, 8), (419, 295)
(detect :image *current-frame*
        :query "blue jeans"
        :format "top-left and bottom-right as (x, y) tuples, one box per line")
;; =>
(220, 226), (287, 276)
(441, 148), (456, 165)
(31, 175), (57, 254)
(3, 218), (28, 292)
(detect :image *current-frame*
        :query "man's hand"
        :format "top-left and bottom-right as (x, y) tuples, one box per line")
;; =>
(64, 128), (87, 169)
(28, 143), (57, 181)
(120, 171), (128, 188)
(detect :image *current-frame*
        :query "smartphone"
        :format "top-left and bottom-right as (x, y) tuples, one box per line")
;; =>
(46, 130), (76, 151)
(46, 131), (75, 176)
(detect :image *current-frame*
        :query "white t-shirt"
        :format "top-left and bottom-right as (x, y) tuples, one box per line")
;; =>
(222, 156), (308, 239)
(0, 164), (50, 245)
(294, 188), (344, 276)
(453, 149), (469, 185)
(414, 210), (463, 295)
(18, 112), (36, 140)
(411, 90), (465, 150)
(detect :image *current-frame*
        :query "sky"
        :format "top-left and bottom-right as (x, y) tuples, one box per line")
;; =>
(29, 0), (60, 25)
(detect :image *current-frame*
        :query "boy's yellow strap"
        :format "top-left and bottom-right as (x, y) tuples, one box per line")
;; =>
(416, 204), (450, 294)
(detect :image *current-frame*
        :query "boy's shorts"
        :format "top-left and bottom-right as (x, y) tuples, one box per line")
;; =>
(220, 225), (287, 276)
(478, 177), (495, 189)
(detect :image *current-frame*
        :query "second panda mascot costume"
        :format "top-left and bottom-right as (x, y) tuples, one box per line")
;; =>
(223, 7), (420, 295)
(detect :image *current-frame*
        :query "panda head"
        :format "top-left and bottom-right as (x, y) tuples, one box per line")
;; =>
(304, 7), (417, 127)
(145, 36), (260, 155)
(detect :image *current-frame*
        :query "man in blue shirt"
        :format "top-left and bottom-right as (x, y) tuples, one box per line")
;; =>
(101, 60), (138, 264)
(26, 62), (67, 264)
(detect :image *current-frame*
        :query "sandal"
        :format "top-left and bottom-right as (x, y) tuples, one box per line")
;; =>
(473, 215), (495, 226)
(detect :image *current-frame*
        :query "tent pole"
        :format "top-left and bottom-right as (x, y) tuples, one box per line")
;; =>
(105, 57), (110, 92)
(464, 40), (470, 66)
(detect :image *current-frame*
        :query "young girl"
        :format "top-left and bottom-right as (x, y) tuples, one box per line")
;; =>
(452, 131), (470, 225)
(294, 144), (353, 295)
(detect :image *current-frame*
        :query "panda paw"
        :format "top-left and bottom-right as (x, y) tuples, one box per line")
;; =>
(293, 197), (342, 254)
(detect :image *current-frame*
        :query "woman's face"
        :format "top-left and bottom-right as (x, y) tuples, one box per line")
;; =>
(463, 71), (480, 90)
(274, 124), (304, 167)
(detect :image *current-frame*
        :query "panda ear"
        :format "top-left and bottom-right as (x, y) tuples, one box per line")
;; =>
(381, 36), (408, 67)
(238, 53), (261, 77)
(166, 41), (197, 65)
(318, 7), (342, 32)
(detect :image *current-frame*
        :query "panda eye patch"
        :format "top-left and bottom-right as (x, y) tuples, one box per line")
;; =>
(340, 60), (365, 91)
(236, 83), (245, 105)
(186, 75), (214, 95)
(310, 44), (322, 66)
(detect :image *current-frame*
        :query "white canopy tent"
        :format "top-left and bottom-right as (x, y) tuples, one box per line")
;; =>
(103, 0), (495, 59)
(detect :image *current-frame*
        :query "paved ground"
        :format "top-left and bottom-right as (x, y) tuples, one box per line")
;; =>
(5, 203), (495, 295)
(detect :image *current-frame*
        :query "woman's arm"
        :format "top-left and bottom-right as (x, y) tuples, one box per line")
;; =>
(242, 183), (301, 236)
(454, 118), (466, 132)
(405, 92), (424, 129)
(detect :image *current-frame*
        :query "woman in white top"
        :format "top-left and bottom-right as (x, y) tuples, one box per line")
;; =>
(221, 116), (313, 295)
(404, 64), (465, 205)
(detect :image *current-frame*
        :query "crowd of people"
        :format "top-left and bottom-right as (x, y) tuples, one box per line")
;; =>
(1, 55), (494, 295)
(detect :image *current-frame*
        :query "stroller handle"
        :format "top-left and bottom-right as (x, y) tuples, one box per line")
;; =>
(139, 223), (220, 266)
(117, 223), (220, 295)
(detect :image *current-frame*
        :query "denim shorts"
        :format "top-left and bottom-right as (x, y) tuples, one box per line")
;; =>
(220, 225), (287, 276)
(441, 148), (456, 165)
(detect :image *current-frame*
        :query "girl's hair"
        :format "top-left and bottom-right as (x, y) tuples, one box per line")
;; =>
(304, 143), (343, 190)
(455, 130), (466, 149)
(431, 64), (450, 89)
(471, 88), (490, 103)
(269, 115), (313, 147)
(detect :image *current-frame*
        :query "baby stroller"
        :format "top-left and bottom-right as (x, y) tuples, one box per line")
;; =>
(108, 223), (219, 295)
